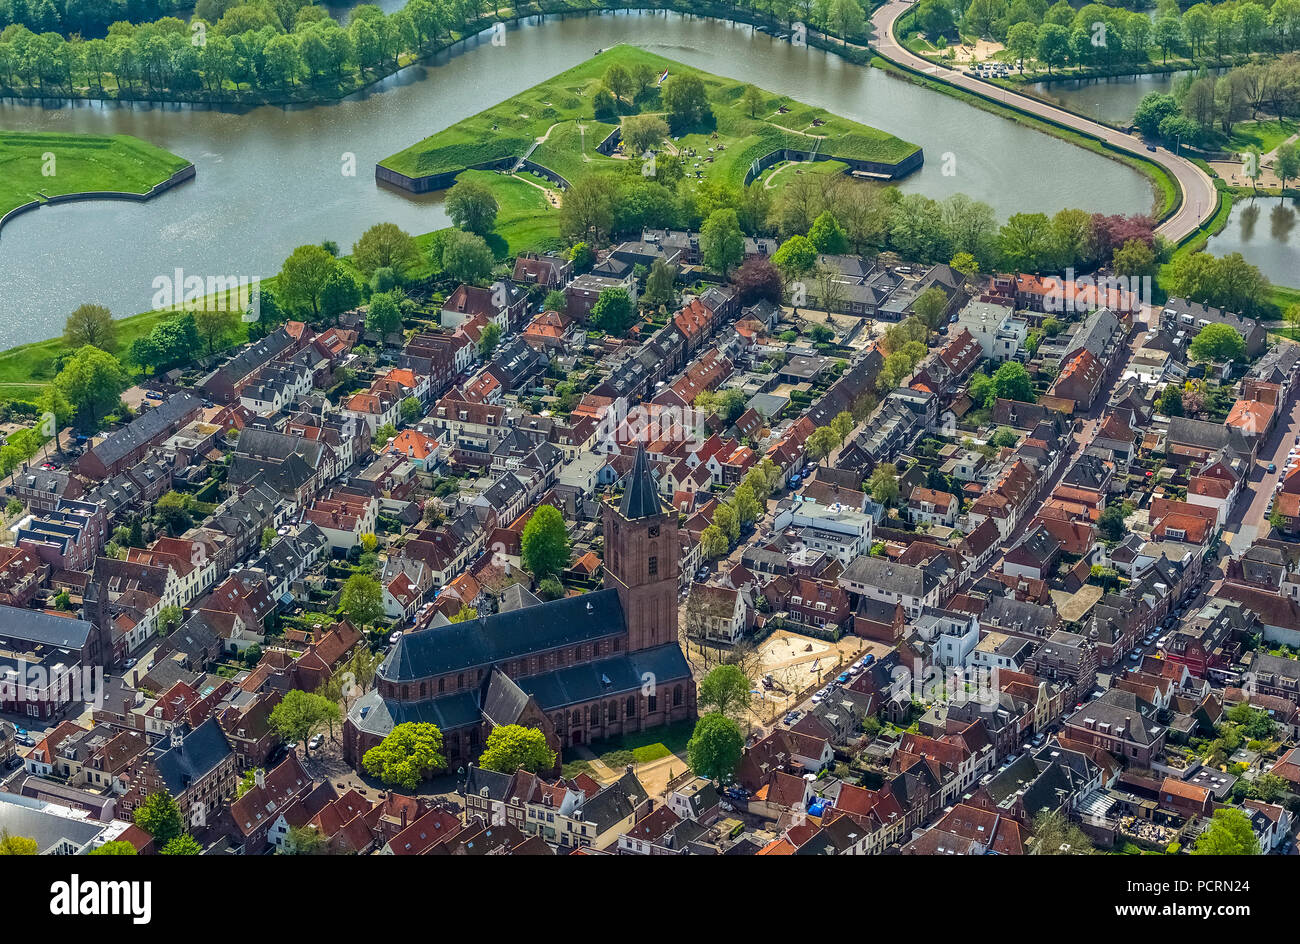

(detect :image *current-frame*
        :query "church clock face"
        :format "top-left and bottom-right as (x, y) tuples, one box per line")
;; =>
(648, 524), (660, 538)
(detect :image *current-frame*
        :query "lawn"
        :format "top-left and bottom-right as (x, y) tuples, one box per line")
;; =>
(380, 45), (919, 189)
(579, 719), (697, 770)
(1224, 118), (1298, 156)
(0, 131), (190, 221)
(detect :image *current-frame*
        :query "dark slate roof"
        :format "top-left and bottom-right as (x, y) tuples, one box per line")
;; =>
(461, 764), (515, 802)
(150, 719), (233, 795)
(580, 770), (649, 832)
(349, 688), (483, 737)
(498, 583), (543, 613)
(0, 606), (91, 650)
(618, 444), (665, 520)
(380, 589), (628, 681)
(87, 392), (200, 468)
(481, 667), (531, 727)
(517, 644), (692, 712)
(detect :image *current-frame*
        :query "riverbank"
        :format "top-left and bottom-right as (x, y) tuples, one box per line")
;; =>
(868, 53), (1180, 222)
(0, 132), (191, 229)
(0, 2), (872, 109)
(0, 8), (1167, 368)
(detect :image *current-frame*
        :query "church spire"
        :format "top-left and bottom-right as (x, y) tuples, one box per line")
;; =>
(618, 443), (665, 520)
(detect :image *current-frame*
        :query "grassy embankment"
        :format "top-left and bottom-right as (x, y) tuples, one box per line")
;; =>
(380, 45), (918, 191)
(0, 132), (193, 402)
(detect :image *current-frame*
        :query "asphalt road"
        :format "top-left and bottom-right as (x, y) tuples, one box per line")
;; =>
(870, 0), (1219, 243)
(1222, 384), (1300, 554)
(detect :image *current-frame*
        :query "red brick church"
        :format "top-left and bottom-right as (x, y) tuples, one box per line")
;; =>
(343, 446), (697, 769)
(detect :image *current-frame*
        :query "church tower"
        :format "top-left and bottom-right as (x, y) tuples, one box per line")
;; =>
(604, 445), (679, 653)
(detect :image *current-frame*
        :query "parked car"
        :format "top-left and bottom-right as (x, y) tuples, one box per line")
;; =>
(308, 733), (324, 750)
(15, 734), (34, 746)
(1269, 462), (1277, 473)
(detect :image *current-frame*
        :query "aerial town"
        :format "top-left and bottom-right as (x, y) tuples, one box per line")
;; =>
(0, 0), (1296, 880)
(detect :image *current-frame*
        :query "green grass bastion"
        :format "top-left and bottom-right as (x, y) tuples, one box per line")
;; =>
(0, 132), (193, 235)
(376, 45), (922, 194)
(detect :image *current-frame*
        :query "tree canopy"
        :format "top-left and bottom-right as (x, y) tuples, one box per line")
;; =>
(477, 724), (557, 774)
(521, 504), (570, 579)
(686, 712), (744, 782)
(362, 721), (447, 790)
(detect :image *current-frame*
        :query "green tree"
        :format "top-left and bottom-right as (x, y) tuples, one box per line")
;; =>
(1157, 383), (1185, 417)
(445, 178), (499, 235)
(278, 243), (336, 318)
(992, 361), (1034, 403)
(543, 289), (568, 313)
(63, 302), (117, 350)
(700, 208), (744, 275)
(283, 826), (328, 855)
(659, 72), (710, 131)
(362, 721), (447, 789)
(319, 267), (361, 321)
(687, 712), (744, 781)
(1189, 323), (1246, 363)
(0, 832), (37, 855)
(87, 840), (138, 855)
(478, 321), (501, 358)
(1276, 142), (1300, 194)
(478, 724), (557, 774)
(831, 410), (855, 445)
(133, 790), (183, 844)
(698, 664), (752, 720)
(55, 344), (128, 428)
(644, 258), (677, 309)
(352, 222), (421, 280)
(1037, 22), (1071, 73)
(912, 286), (948, 330)
(538, 576), (565, 600)
(365, 291), (403, 338)
(621, 113), (670, 155)
(869, 463), (900, 505)
(340, 572), (383, 627)
(701, 524), (730, 560)
(589, 287), (636, 337)
(440, 230), (495, 285)
(1098, 503), (1128, 542)
(193, 307), (238, 354)
(772, 234), (818, 281)
(521, 504), (569, 578)
(161, 834), (202, 855)
(740, 83), (764, 117)
(157, 604), (182, 636)
(1006, 21), (1038, 72)
(1192, 808), (1260, 855)
(990, 426), (1019, 448)
(806, 425), (840, 465)
(1029, 809), (1094, 854)
(808, 210), (849, 255)
(1112, 238), (1158, 279)
(270, 689), (341, 751)
(713, 502), (740, 544)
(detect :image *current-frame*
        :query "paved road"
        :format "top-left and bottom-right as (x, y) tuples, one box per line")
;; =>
(1222, 385), (1300, 554)
(870, 0), (1219, 243)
